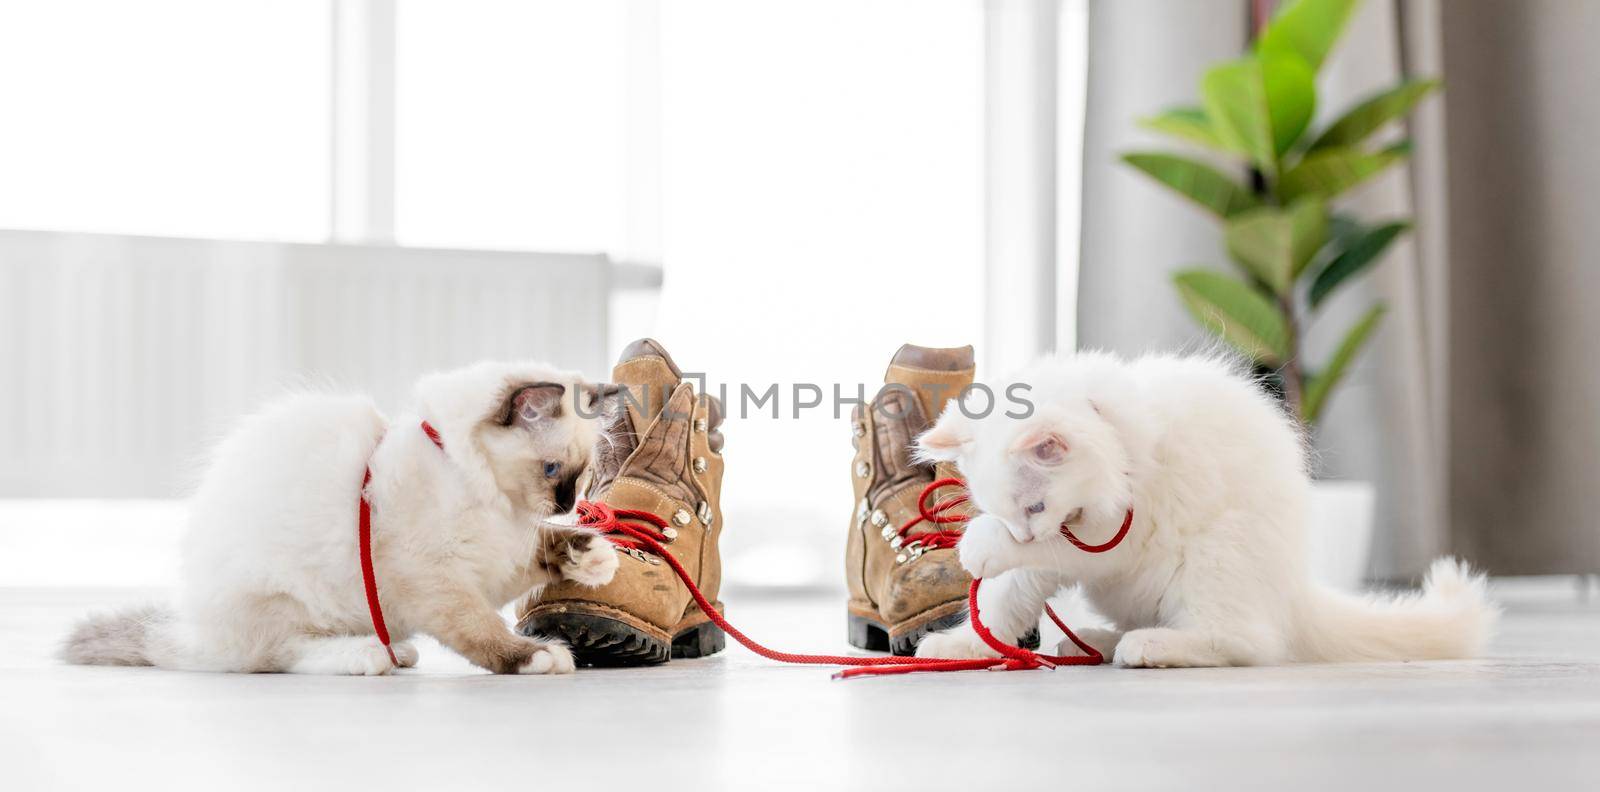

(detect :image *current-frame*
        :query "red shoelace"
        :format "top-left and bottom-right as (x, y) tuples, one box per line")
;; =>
(888, 477), (968, 554)
(574, 478), (1133, 679)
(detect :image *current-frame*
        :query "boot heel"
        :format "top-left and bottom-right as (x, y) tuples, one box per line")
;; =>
(671, 621), (726, 659)
(847, 614), (891, 652)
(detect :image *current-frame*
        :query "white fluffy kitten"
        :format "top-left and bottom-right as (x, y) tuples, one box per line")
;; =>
(63, 361), (619, 675)
(916, 351), (1496, 667)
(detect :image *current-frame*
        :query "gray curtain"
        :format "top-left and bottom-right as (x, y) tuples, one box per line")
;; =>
(1442, 1), (1600, 575)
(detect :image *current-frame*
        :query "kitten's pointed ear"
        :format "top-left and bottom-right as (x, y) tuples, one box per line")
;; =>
(916, 416), (972, 462)
(507, 382), (566, 429)
(1011, 428), (1068, 467)
(578, 382), (623, 418)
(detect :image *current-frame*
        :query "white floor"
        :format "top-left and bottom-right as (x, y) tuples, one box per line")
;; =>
(3, 583), (1599, 791)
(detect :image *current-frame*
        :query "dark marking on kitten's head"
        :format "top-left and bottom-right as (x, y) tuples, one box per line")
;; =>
(579, 383), (624, 416)
(551, 466), (581, 512)
(496, 382), (566, 428)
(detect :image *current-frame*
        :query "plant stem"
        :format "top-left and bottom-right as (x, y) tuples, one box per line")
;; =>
(1261, 143), (1300, 419)
(1277, 292), (1303, 419)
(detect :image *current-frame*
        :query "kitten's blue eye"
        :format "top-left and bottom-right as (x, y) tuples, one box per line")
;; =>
(1025, 501), (1046, 516)
(542, 461), (562, 479)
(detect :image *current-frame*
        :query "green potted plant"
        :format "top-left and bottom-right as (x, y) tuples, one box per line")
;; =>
(1122, 0), (1438, 588)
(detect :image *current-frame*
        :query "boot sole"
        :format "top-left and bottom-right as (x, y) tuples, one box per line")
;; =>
(521, 604), (726, 667)
(846, 610), (1041, 656)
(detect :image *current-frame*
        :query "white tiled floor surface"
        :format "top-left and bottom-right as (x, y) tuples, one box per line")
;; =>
(3, 582), (1599, 791)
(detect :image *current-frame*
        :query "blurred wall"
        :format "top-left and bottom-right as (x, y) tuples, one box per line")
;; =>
(0, 231), (610, 498)
(1443, 1), (1600, 574)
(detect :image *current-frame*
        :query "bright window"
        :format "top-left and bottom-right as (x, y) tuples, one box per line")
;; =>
(394, 0), (630, 253)
(652, 0), (984, 586)
(0, 0), (330, 242)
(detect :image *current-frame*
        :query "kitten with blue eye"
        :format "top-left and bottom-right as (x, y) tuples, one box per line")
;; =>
(915, 351), (1497, 668)
(62, 361), (619, 675)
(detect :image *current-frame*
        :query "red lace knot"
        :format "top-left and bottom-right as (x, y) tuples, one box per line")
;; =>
(574, 500), (671, 554)
(886, 477), (970, 561)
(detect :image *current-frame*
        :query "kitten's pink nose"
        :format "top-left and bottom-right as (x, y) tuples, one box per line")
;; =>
(1005, 520), (1034, 544)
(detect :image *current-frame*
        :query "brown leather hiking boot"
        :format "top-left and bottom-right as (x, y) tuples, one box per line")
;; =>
(517, 339), (726, 666)
(844, 344), (1039, 655)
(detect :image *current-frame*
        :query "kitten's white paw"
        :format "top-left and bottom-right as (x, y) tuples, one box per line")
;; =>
(561, 539), (620, 587)
(288, 636), (402, 675)
(915, 630), (1001, 660)
(350, 643), (396, 676)
(391, 641), (419, 668)
(956, 515), (1026, 579)
(1057, 628), (1122, 659)
(1113, 628), (1199, 668)
(519, 643), (576, 675)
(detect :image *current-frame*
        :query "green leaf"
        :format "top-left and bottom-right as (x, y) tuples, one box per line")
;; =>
(1382, 138), (1414, 157)
(1257, 0), (1361, 71)
(1203, 60), (1275, 167)
(1139, 106), (1231, 152)
(1224, 198), (1328, 295)
(1173, 270), (1291, 364)
(1121, 152), (1261, 218)
(1302, 304), (1385, 423)
(1309, 221), (1410, 308)
(1327, 212), (1365, 244)
(1260, 52), (1319, 157)
(1202, 54), (1316, 169)
(1278, 145), (1406, 202)
(1302, 212), (1368, 286)
(1310, 79), (1440, 151)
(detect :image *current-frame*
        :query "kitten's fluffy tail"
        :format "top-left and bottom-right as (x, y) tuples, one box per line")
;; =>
(60, 604), (186, 668)
(1292, 557), (1499, 663)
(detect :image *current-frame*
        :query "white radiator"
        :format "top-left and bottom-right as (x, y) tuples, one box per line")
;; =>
(0, 230), (627, 497)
